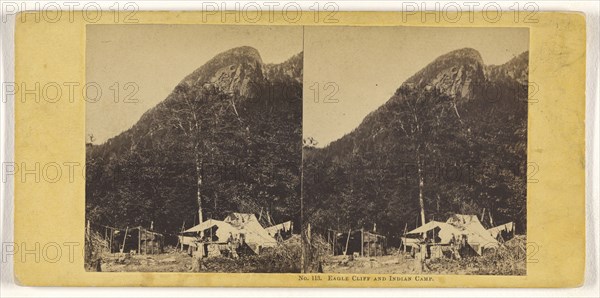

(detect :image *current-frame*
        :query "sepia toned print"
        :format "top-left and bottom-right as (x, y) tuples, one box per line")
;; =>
(302, 26), (529, 275)
(85, 25), (303, 272)
(12, 10), (586, 287)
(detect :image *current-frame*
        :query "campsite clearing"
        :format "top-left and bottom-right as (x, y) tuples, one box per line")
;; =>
(322, 235), (526, 275)
(101, 248), (191, 272)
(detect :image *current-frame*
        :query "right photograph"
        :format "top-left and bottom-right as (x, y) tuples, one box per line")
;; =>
(302, 26), (529, 275)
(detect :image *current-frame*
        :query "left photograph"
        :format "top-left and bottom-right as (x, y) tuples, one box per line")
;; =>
(85, 25), (303, 273)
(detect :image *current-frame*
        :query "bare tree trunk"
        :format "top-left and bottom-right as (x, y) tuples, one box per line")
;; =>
(194, 148), (203, 223)
(417, 154), (426, 226)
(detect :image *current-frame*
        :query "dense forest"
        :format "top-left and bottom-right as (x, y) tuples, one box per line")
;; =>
(303, 48), (529, 244)
(86, 47), (303, 235)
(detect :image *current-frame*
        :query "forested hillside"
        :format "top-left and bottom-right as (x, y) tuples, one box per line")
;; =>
(86, 47), (303, 234)
(303, 48), (528, 242)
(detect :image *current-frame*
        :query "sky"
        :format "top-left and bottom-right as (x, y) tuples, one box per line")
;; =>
(86, 24), (303, 144)
(303, 26), (529, 147)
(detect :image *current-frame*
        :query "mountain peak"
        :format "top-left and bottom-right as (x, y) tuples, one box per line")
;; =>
(402, 47), (485, 101)
(213, 46), (263, 63)
(180, 46), (264, 88)
(443, 47), (484, 63)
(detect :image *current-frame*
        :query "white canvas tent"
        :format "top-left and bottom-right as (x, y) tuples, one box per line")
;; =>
(406, 214), (500, 255)
(445, 214), (499, 254)
(406, 220), (462, 244)
(223, 213), (278, 253)
(265, 221), (293, 238)
(182, 213), (278, 255)
(487, 222), (515, 240)
(179, 219), (239, 249)
(183, 219), (238, 240)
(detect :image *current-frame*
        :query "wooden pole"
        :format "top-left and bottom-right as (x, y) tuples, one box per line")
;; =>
(121, 227), (129, 253)
(403, 223), (408, 253)
(374, 235), (377, 256)
(178, 221), (185, 252)
(368, 233), (371, 257)
(138, 228), (141, 254)
(327, 229), (333, 255)
(374, 235), (377, 257)
(329, 230), (332, 256)
(109, 228), (113, 253)
(344, 229), (351, 256)
(333, 231), (336, 256)
(360, 229), (364, 257)
(481, 208), (486, 223)
(384, 236), (387, 255)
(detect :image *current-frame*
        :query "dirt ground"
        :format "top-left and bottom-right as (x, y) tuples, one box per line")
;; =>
(101, 249), (193, 272)
(323, 250), (525, 275)
(99, 240), (302, 273)
(323, 254), (420, 274)
(322, 236), (527, 275)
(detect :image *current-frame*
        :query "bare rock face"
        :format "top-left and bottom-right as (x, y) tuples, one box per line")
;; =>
(208, 62), (262, 98)
(400, 48), (528, 102)
(177, 46), (304, 101)
(180, 46), (266, 99)
(403, 48), (486, 101)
